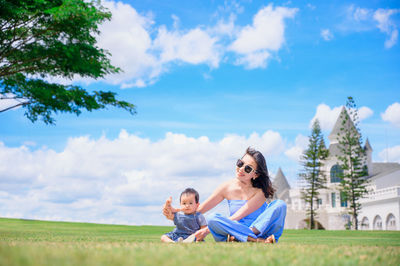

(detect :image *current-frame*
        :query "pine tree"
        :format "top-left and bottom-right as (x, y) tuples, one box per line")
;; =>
(299, 119), (329, 229)
(336, 97), (369, 230)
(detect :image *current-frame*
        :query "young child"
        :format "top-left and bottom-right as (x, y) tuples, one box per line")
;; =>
(161, 188), (207, 243)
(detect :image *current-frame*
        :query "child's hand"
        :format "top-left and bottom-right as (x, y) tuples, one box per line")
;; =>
(163, 197), (179, 220)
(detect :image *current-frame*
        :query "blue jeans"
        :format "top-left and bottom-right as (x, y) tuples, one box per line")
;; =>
(207, 199), (287, 242)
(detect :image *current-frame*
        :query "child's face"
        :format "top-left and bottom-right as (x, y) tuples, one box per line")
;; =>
(180, 193), (199, 215)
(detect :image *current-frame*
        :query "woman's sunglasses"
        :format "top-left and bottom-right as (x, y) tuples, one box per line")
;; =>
(236, 159), (256, 174)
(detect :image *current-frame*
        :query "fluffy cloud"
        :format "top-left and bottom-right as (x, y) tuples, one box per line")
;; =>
(379, 145), (400, 163)
(345, 5), (400, 48)
(229, 4), (298, 69)
(153, 26), (221, 67)
(309, 104), (343, 131)
(94, 0), (224, 88)
(310, 104), (373, 131)
(0, 130), (285, 225)
(78, 1), (297, 87)
(97, 1), (160, 88)
(352, 7), (371, 21)
(359, 106), (374, 121)
(284, 134), (309, 162)
(321, 29), (334, 41)
(381, 102), (400, 127)
(373, 9), (400, 48)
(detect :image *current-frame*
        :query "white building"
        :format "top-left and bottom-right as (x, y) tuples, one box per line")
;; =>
(273, 107), (400, 230)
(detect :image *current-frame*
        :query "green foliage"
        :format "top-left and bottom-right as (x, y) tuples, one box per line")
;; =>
(336, 97), (369, 230)
(299, 119), (329, 229)
(1, 218), (400, 266)
(0, 0), (135, 124)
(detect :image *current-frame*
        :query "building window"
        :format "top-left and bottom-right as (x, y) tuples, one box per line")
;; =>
(331, 193), (336, 208)
(386, 214), (396, 230)
(361, 217), (369, 230)
(373, 215), (382, 230)
(330, 164), (343, 183)
(340, 191), (347, 207)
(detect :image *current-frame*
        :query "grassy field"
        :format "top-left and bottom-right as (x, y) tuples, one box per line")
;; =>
(1, 218), (399, 265)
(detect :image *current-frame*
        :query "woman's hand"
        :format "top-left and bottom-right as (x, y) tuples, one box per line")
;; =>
(194, 226), (210, 241)
(162, 196), (180, 220)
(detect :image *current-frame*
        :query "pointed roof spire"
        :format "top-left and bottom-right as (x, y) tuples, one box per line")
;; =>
(328, 106), (357, 144)
(364, 138), (373, 151)
(273, 167), (291, 191)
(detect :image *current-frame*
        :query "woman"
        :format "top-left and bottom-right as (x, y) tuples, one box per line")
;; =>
(163, 147), (287, 243)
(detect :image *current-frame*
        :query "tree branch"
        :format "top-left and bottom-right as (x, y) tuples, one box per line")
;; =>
(0, 101), (30, 113)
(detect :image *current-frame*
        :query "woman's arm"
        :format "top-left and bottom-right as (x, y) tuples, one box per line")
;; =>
(197, 181), (228, 214)
(229, 190), (266, 221)
(193, 181), (229, 241)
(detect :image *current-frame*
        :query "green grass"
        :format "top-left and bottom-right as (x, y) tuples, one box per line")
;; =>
(1, 218), (399, 265)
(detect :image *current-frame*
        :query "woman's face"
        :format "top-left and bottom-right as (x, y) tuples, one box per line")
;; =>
(236, 153), (258, 183)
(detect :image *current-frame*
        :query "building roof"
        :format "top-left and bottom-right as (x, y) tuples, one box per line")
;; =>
(328, 143), (341, 158)
(328, 107), (359, 143)
(368, 162), (400, 189)
(370, 162), (400, 178)
(272, 167), (291, 193)
(364, 138), (373, 151)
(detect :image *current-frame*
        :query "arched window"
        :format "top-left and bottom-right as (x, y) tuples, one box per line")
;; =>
(330, 164), (343, 183)
(373, 215), (382, 230)
(361, 217), (369, 230)
(386, 214), (396, 230)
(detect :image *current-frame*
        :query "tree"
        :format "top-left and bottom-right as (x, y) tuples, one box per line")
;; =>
(299, 119), (329, 229)
(336, 97), (369, 230)
(0, 0), (135, 124)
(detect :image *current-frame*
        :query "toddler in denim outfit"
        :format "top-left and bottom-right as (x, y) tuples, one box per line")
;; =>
(161, 188), (207, 243)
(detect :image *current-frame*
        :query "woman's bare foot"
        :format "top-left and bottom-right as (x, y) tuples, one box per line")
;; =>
(247, 234), (276, 244)
(227, 234), (238, 242)
(265, 234), (276, 244)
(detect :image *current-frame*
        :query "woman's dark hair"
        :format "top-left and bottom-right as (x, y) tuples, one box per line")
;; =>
(245, 147), (275, 198)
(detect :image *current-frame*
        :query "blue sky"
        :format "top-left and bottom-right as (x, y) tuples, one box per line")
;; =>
(0, 0), (399, 225)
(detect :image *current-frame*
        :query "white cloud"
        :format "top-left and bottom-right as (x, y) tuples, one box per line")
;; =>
(344, 5), (400, 48)
(373, 8), (400, 48)
(358, 106), (374, 121)
(69, 1), (298, 87)
(96, 0), (161, 87)
(234, 50), (271, 69)
(379, 145), (400, 163)
(0, 130), (285, 225)
(353, 7), (371, 21)
(309, 104), (343, 131)
(284, 134), (309, 162)
(306, 4), (316, 11)
(229, 4), (298, 68)
(310, 104), (373, 131)
(153, 26), (221, 67)
(381, 102), (400, 127)
(321, 29), (334, 41)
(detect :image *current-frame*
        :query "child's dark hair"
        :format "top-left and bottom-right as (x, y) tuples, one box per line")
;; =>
(180, 188), (200, 203)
